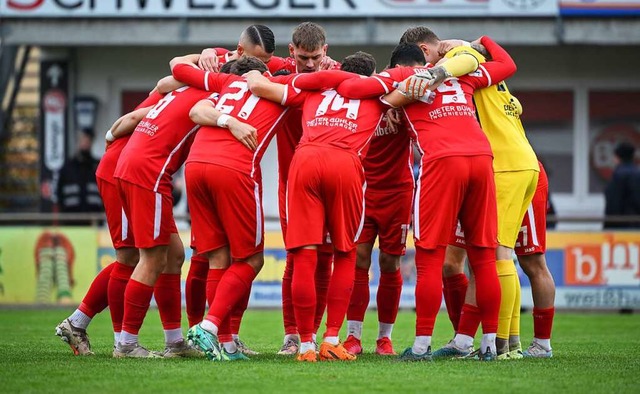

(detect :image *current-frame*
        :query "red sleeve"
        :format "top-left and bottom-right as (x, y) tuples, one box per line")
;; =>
(336, 72), (396, 99)
(213, 47), (230, 56)
(282, 84), (309, 108)
(267, 56), (295, 74)
(472, 36), (517, 88)
(291, 70), (357, 91)
(135, 91), (164, 110)
(172, 63), (229, 92)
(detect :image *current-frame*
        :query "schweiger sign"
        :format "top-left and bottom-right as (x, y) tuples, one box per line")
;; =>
(1, 0), (558, 17)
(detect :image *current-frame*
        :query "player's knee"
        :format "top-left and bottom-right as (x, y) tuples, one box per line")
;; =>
(519, 254), (545, 277)
(356, 243), (373, 270)
(379, 252), (400, 272)
(116, 248), (139, 267)
(244, 253), (264, 273)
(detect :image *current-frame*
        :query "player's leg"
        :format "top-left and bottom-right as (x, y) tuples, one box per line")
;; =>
(494, 170), (538, 358)
(230, 284), (258, 355)
(344, 242), (373, 355)
(459, 155), (501, 361)
(286, 148), (326, 362)
(375, 251), (402, 355)
(115, 243), (168, 358)
(313, 244), (333, 348)
(153, 233), (200, 357)
(108, 247), (138, 347)
(278, 177), (300, 355)
(55, 178), (125, 355)
(400, 157), (463, 361)
(519, 253), (555, 357)
(317, 150), (364, 362)
(442, 243), (468, 333)
(185, 254), (209, 327)
(516, 170), (555, 358)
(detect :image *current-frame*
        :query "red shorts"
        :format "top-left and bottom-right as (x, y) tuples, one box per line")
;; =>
(97, 178), (135, 249)
(358, 188), (413, 256)
(414, 155), (497, 250)
(515, 166), (548, 256)
(186, 162), (263, 260)
(286, 145), (365, 253)
(280, 178), (333, 254)
(116, 179), (177, 249)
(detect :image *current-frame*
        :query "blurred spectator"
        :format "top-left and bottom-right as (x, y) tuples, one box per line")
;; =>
(604, 142), (640, 229)
(56, 128), (102, 215)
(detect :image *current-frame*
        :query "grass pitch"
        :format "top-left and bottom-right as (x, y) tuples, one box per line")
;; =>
(1, 308), (638, 393)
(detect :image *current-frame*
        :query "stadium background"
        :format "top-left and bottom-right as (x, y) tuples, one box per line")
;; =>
(0, 0), (639, 311)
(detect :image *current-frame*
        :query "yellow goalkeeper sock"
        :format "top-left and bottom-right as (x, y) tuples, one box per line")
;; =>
(510, 272), (522, 340)
(497, 259), (517, 341)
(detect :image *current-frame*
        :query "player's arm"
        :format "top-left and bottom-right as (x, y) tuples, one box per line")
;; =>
(107, 106), (154, 141)
(290, 70), (357, 91)
(189, 99), (258, 151)
(155, 75), (185, 94)
(171, 62), (228, 92)
(169, 54), (200, 70)
(245, 70), (288, 104)
(475, 36), (517, 85)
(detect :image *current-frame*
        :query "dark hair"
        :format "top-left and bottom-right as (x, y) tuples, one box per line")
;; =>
(272, 69), (292, 77)
(399, 26), (440, 45)
(341, 51), (376, 76)
(244, 24), (276, 54)
(389, 43), (425, 67)
(615, 142), (636, 163)
(292, 22), (326, 51)
(220, 56), (267, 75)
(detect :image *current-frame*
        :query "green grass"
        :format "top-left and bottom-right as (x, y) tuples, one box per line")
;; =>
(1, 309), (639, 393)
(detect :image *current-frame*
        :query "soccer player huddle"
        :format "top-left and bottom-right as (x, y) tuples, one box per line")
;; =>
(55, 22), (556, 363)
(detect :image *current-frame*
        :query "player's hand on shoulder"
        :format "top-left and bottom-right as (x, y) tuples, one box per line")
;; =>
(320, 56), (338, 70)
(198, 48), (220, 72)
(437, 39), (468, 57)
(399, 72), (433, 100)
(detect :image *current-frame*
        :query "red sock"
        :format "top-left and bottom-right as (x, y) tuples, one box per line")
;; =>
(205, 262), (257, 328)
(186, 255), (209, 327)
(414, 246), (446, 336)
(282, 253), (297, 336)
(231, 283), (251, 335)
(205, 268), (232, 342)
(324, 250), (356, 338)
(108, 262), (135, 333)
(314, 251), (332, 333)
(122, 279), (154, 335)
(78, 262), (115, 317)
(347, 266), (370, 322)
(532, 307), (555, 339)
(291, 249), (317, 342)
(443, 273), (469, 332)
(377, 269), (402, 324)
(467, 246), (500, 334)
(457, 304), (482, 337)
(154, 273), (182, 330)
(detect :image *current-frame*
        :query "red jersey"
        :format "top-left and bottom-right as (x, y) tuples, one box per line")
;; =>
(114, 86), (215, 195)
(363, 115), (414, 191)
(95, 91), (164, 185)
(285, 73), (388, 156)
(183, 71), (298, 181)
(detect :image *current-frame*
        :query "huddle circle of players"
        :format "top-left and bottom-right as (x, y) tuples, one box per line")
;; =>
(55, 22), (556, 362)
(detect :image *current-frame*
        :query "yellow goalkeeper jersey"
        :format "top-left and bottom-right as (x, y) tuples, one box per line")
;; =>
(445, 46), (538, 173)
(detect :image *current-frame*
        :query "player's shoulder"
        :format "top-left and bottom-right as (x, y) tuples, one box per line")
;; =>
(446, 46), (486, 63)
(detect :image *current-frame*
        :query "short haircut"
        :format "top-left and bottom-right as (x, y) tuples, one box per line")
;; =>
(389, 43), (426, 67)
(399, 26), (440, 45)
(341, 51), (376, 76)
(221, 56), (268, 75)
(291, 22), (326, 52)
(242, 24), (276, 54)
(272, 69), (292, 77)
(615, 142), (636, 163)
